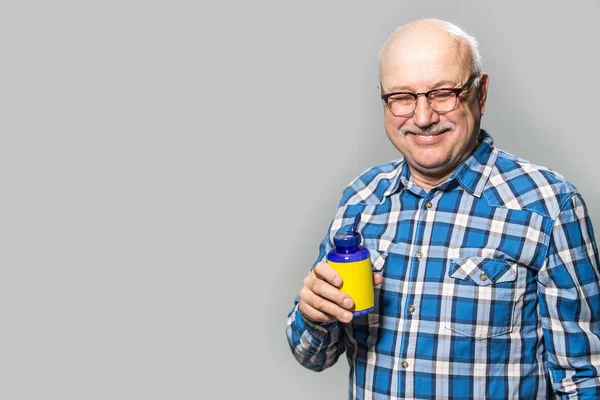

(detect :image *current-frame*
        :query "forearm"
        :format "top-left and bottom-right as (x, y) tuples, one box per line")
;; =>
(546, 357), (600, 399)
(539, 193), (600, 398)
(554, 382), (600, 400)
(285, 304), (345, 372)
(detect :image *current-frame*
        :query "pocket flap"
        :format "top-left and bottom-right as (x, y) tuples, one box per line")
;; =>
(449, 257), (516, 286)
(369, 249), (388, 272)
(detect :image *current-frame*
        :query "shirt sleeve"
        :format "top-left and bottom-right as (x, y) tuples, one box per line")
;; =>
(285, 232), (346, 372)
(537, 193), (600, 399)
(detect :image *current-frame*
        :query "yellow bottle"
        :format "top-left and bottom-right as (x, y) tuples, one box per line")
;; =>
(327, 213), (374, 316)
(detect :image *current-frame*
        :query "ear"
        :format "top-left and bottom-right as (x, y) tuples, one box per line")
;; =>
(477, 73), (489, 116)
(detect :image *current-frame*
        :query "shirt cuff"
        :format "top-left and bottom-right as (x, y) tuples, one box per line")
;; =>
(295, 306), (340, 336)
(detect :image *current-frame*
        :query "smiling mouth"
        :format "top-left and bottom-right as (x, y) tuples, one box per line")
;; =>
(406, 129), (451, 144)
(413, 132), (442, 137)
(411, 130), (448, 138)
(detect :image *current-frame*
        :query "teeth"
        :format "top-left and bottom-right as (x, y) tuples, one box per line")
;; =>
(414, 131), (445, 138)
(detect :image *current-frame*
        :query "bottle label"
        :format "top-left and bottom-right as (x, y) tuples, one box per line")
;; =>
(327, 258), (374, 315)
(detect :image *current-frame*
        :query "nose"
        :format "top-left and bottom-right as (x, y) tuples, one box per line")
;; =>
(412, 94), (440, 129)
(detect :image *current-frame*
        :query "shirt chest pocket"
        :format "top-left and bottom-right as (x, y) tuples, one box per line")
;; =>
(445, 257), (517, 339)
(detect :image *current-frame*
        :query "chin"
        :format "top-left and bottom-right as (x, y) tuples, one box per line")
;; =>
(412, 157), (449, 171)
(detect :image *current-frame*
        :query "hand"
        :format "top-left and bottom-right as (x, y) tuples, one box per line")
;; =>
(298, 262), (383, 324)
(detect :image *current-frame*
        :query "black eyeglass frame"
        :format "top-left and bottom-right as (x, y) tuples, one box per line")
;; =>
(380, 73), (480, 116)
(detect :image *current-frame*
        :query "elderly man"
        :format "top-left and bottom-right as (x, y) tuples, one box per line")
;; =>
(285, 18), (600, 399)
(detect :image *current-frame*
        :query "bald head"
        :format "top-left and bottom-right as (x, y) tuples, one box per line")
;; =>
(377, 19), (489, 189)
(379, 19), (482, 83)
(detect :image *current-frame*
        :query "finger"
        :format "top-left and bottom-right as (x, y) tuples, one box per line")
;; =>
(313, 262), (343, 287)
(299, 286), (353, 323)
(307, 271), (354, 310)
(373, 272), (383, 287)
(298, 302), (335, 324)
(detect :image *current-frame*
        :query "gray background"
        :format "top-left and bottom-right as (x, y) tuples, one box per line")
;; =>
(1, 1), (599, 399)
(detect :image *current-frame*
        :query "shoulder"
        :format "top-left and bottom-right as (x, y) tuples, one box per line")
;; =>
(484, 149), (578, 219)
(338, 158), (404, 207)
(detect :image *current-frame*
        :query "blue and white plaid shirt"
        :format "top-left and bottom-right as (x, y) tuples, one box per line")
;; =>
(286, 130), (600, 399)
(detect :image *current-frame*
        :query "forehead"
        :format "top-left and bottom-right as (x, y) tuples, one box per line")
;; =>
(380, 36), (471, 91)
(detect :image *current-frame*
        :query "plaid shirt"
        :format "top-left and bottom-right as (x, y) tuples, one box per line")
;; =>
(286, 130), (600, 399)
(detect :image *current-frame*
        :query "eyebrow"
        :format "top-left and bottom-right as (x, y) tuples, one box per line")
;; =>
(385, 80), (458, 93)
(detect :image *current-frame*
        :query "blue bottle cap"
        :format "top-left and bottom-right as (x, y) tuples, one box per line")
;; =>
(333, 212), (362, 249)
(333, 231), (361, 248)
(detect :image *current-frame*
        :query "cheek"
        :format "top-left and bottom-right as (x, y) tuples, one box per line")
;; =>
(461, 102), (480, 125)
(446, 109), (474, 135)
(384, 113), (408, 132)
(383, 114), (396, 136)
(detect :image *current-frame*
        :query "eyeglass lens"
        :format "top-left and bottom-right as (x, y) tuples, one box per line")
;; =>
(388, 90), (457, 116)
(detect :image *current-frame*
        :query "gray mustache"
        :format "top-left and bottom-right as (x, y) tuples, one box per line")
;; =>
(400, 122), (456, 135)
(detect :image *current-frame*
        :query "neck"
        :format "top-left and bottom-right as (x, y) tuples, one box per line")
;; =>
(409, 170), (453, 192)
(409, 131), (483, 192)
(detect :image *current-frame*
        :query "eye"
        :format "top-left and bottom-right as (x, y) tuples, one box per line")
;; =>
(430, 90), (455, 101)
(389, 94), (414, 104)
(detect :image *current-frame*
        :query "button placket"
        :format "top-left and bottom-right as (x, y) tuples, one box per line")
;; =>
(399, 193), (429, 385)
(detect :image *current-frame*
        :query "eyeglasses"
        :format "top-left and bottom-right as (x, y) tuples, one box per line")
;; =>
(380, 74), (480, 117)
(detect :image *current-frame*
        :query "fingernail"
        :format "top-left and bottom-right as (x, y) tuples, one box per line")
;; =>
(343, 298), (352, 308)
(343, 312), (353, 322)
(333, 277), (342, 286)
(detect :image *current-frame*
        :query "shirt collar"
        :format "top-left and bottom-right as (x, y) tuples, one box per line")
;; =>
(452, 129), (497, 198)
(391, 129), (497, 198)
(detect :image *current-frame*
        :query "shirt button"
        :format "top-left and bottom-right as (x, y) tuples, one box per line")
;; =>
(416, 251), (423, 259)
(480, 273), (488, 281)
(408, 305), (415, 313)
(402, 360), (409, 369)
(425, 201), (432, 209)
